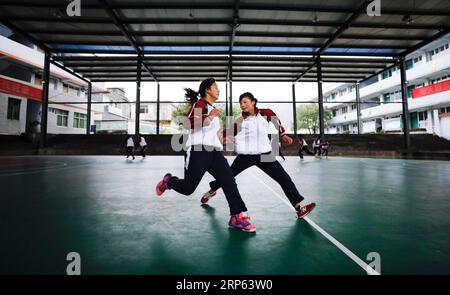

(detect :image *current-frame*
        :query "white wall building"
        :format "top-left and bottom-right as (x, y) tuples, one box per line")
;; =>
(0, 30), (106, 136)
(312, 35), (450, 140)
(0, 27), (146, 136)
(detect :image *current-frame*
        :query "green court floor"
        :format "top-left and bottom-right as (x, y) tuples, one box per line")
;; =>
(1, 155), (449, 275)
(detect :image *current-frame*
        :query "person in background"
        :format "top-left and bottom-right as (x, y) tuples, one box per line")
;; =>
(138, 134), (147, 158)
(125, 135), (135, 160)
(321, 140), (330, 158)
(298, 135), (314, 161)
(313, 136), (322, 158)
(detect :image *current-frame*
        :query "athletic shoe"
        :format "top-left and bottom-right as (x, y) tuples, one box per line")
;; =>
(201, 190), (217, 204)
(228, 213), (256, 232)
(156, 173), (172, 196)
(296, 202), (316, 219)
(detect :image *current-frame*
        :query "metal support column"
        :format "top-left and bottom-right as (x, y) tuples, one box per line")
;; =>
(225, 81), (229, 117)
(292, 83), (297, 135)
(316, 58), (325, 140)
(135, 58), (142, 135)
(399, 57), (411, 150)
(229, 80), (233, 117)
(156, 82), (160, 135)
(356, 82), (362, 134)
(40, 50), (51, 148)
(86, 82), (92, 135)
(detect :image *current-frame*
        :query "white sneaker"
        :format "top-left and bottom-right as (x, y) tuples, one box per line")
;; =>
(201, 190), (217, 204)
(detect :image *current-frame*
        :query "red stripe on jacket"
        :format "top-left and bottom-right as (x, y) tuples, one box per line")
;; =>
(183, 98), (211, 130)
(223, 107), (286, 137)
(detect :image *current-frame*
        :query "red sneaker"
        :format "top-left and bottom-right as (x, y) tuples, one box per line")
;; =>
(296, 202), (316, 219)
(200, 190), (217, 204)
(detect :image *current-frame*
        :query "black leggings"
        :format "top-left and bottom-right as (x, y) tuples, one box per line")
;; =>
(167, 145), (247, 215)
(209, 154), (304, 207)
(126, 147), (134, 158)
(140, 145), (147, 157)
(322, 148), (328, 157)
(314, 147), (322, 156)
(298, 146), (314, 159)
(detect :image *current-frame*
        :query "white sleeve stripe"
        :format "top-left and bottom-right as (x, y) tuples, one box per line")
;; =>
(187, 102), (198, 118)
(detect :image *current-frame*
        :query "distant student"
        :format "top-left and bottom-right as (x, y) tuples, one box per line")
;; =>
(313, 136), (322, 158)
(138, 134), (147, 158)
(298, 135), (314, 161)
(125, 135), (135, 160)
(321, 140), (330, 158)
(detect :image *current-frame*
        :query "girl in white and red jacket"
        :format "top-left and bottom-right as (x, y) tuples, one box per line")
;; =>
(201, 92), (316, 219)
(154, 78), (255, 232)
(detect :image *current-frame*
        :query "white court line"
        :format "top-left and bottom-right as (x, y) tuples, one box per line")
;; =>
(249, 171), (380, 275)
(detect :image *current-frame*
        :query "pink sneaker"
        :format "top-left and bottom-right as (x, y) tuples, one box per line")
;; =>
(228, 213), (256, 232)
(156, 173), (172, 196)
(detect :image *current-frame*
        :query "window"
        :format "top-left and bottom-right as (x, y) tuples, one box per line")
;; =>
(407, 85), (416, 99)
(351, 104), (357, 110)
(73, 112), (86, 129)
(429, 44), (449, 59)
(413, 56), (422, 63)
(439, 106), (450, 114)
(418, 111), (428, 121)
(343, 125), (349, 132)
(339, 89), (346, 96)
(140, 106), (148, 113)
(63, 83), (69, 93)
(341, 106), (348, 114)
(52, 108), (68, 127)
(431, 75), (450, 84)
(331, 93), (337, 100)
(34, 73), (42, 86)
(70, 86), (80, 96)
(50, 78), (58, 90)
(383, 91), (401, 102)
(382, 69), (392, 80)
(7, 97), (21, 120)
(406, 59), (413, 70)
(332, 109), (337, 117)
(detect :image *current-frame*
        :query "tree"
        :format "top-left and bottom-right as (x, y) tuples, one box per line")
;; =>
(294, 104), (332, 134)
(218, 103), (241, 128)
(171, 102), (191, 131)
